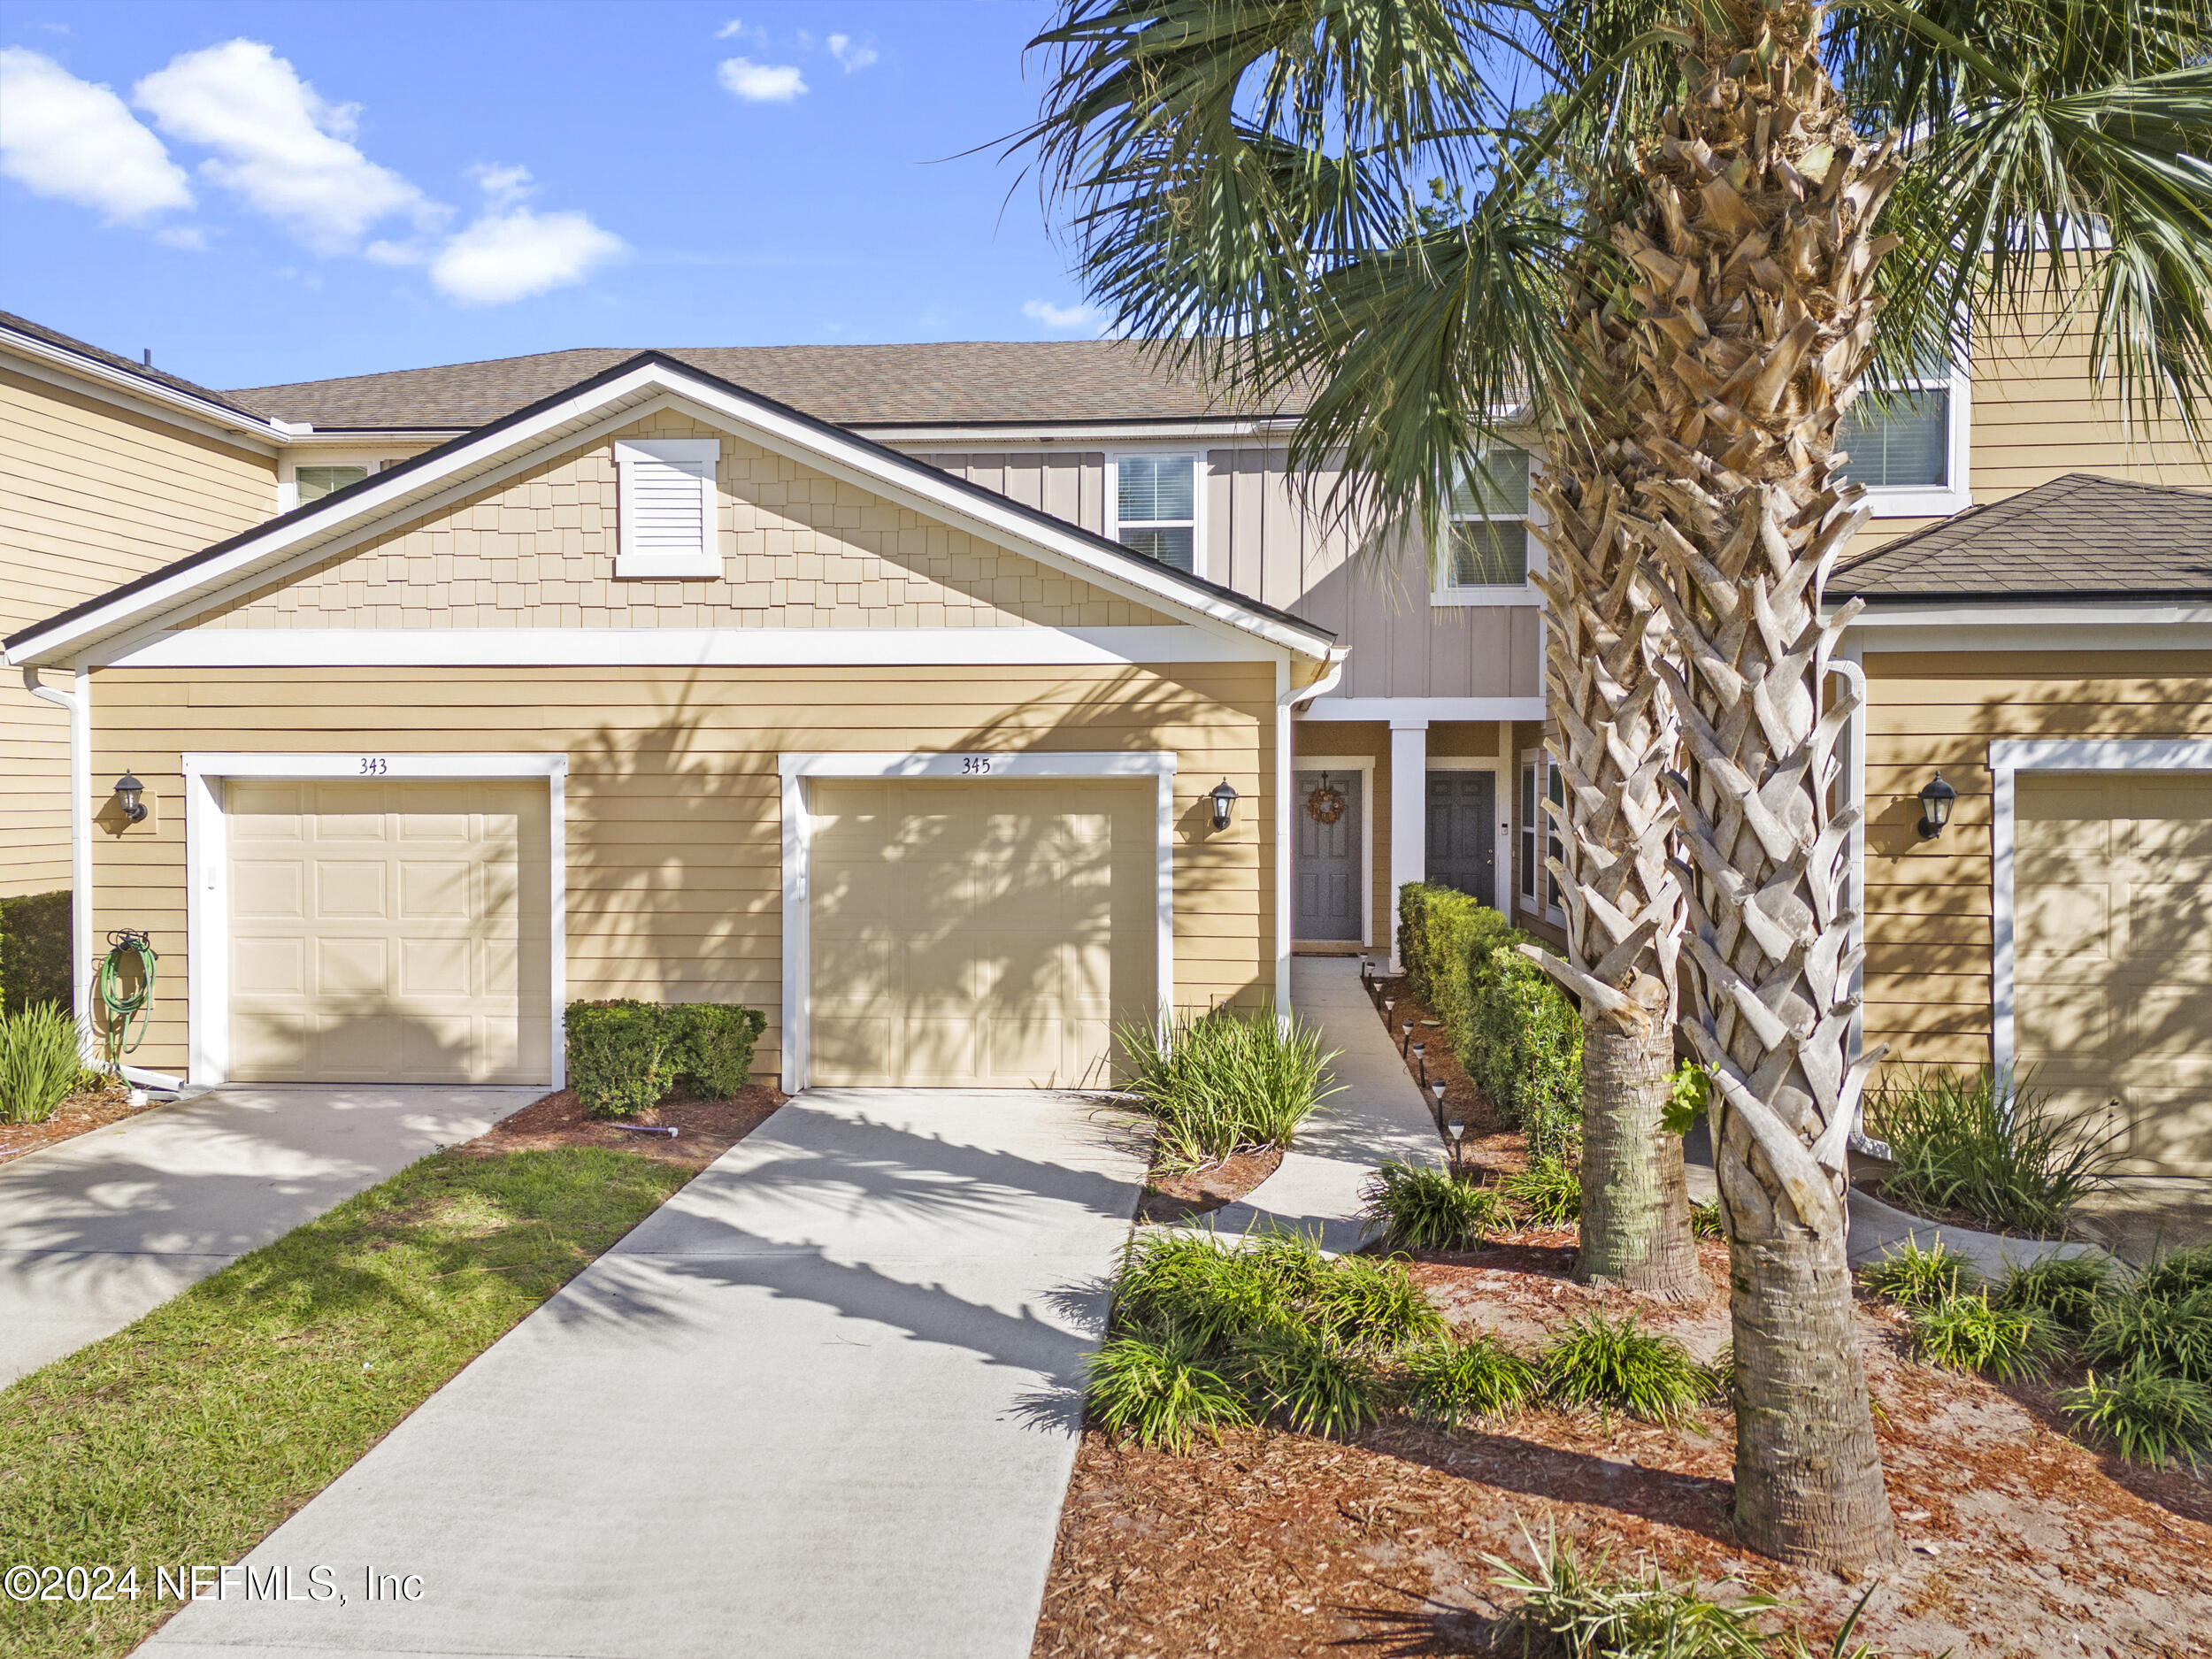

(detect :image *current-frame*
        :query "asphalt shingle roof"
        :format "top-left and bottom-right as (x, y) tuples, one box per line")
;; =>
(230, 341), (1298, 431)
(1829, 473), (2212, 601)
(0, 309), (273, 420)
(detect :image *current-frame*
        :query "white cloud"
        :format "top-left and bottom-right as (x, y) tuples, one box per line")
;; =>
(154, 224), (209, 250)
(1023, 298), (1110, 332)
(468, 161), (534, 210)
(0, 48), (192, 222)
(827, 34), (879, 72)
(714, 18), (761, 42)
(134, 39), (432, 254)
(430, 206), (626, 305)
(717, 57), (807, 102)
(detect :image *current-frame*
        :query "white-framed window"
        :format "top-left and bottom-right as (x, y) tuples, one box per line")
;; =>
(1838, 342), (1971, 516)
(613, 438), (721, 580)
(1108, 452), (1200, 574)
(1518, 748), (1563, 923)
(1435, 448), (1542, 606)
(295, 465), (368, 504)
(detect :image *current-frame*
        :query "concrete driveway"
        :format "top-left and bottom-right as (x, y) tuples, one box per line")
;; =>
(145, 1087), (1148, 1659)
(0, 1085), (537, 1387)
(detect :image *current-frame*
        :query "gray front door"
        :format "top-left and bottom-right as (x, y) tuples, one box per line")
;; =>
(1294, 770), (1362, 941)
(1427, 772), (1496, 902)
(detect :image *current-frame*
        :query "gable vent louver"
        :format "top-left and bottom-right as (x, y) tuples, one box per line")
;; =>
(614, 438), (722, 579)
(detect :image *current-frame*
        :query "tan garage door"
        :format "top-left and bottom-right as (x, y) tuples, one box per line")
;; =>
(809, 779), (1156, 1087)
(2016, 771), (2212, 1177)
(227, 780), (552, 1084)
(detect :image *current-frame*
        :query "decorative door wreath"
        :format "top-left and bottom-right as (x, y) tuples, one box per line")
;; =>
(1305, 773), (1348, 825)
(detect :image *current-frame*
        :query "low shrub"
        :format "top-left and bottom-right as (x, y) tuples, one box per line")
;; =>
(2132, 1241), (2212, 1304)
(1084, 1330), (1252, 1450)
(1864, 1065), (2118, 1237)
(0, 888), (70, 1016)
(1397, 885), (1581, 1157)
(1909, 1291), (2064, 1381)
(564, 999), (765, 1118)
(1360, 1160), (1509, 1252)
(0, 1002), (85, 1125)
(1305, 1253), (1445, 1352)
(1112, 1229), (1296, 1347)
(1403, 1333), (1538, 1427)
(1228, 1325), (1382, 1438)
(1540, 1312), (1715, 1423)
(1993, 1252), (2113, 1334)
(1501, 1152), (1581, 1226)
(1860, 1238), (1979, 1310)
(2060, 1362), (2212, 1471)
(1117, 1004), (1340, 1171)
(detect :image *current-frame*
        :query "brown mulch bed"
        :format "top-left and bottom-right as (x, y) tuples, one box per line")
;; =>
(1136, 1145), (1285, 1225)
(1371, 975), (1523, 1182)
(458, 1083), (786, 1173)
(1037, 978), (2212, 1658)
(0, 1082), (168, 1166)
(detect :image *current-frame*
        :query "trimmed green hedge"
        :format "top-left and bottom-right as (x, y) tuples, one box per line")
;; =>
(1399, 884), (1580, 1155)
(0, 890), (70, 1017)
(565, 1000), (767, 1118)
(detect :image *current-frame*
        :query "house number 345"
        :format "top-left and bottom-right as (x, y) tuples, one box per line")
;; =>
(960, 756), (994, 775)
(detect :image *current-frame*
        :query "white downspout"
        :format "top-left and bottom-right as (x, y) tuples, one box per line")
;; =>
(19, 664), (184, 1095)
(1276, 648), (1350, 1024)
(22, 665), (92, 1044)
(1827, 651), (1879, 1155)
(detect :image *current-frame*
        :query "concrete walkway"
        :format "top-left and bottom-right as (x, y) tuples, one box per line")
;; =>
(1215, 956), (1442, 1250)
(145, 1087), (1148, 1659)
(0, 1085), (534, 1387)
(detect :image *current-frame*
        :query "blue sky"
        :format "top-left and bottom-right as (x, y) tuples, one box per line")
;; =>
(0, 1), (1098, 391)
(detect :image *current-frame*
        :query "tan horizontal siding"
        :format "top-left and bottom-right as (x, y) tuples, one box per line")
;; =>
(87, 661), (1279, 1078)
(1859, 650), (2212, 1077)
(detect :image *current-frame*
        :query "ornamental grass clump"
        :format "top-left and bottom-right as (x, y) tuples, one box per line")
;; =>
(1859, 1239), (1978, 1310)
(2083, 1277), (2212, 1384)
(0, 1002), (86, 1125)
(1864, 1066), (2118, 1237)
(1404, 1333), (1538, 1428)
(1360, 1160), (1509, 1252)
(1993, 1252), (2113, 1335)
(1909, 1291), (2064, 1382)
(1117, 1004), (1340, 1171)
(1501, 1152), (1581, 1227)
(1228, 1325), (1383, 1438)
(2059, 1362), (2212, 1471)
(1539, 1312), (1715, 1423)
(1083, 1329), (1251, 1450)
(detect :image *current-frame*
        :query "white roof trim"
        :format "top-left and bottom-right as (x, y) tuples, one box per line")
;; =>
(1, 324), (285, 448)
(4, 357), (1334, 667)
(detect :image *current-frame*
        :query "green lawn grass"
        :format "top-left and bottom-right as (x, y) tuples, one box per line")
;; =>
(0, 1146), (692, 1658)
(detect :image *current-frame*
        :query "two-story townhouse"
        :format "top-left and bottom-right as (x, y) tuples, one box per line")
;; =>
(3, 313), (2206, 1175)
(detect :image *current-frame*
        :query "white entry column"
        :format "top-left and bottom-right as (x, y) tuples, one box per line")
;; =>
(1388, 718), (1428, 970)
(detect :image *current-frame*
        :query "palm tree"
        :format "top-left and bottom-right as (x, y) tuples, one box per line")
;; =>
(1019, 0), (2212, 1568)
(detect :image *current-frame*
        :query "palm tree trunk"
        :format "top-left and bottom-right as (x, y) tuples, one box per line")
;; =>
(1585, 0), (1898, 1566)
(1527, 472), (1707, 1302)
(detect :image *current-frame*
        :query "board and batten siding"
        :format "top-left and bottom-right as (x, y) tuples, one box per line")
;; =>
(85, 661), (1281, 1081)
(202, 414), (1167, 634)
(1857, 651), (2212, 1071)
(1, 365), (278, 895)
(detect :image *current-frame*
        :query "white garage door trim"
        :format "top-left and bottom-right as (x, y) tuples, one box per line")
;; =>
(182, 751), (568, 1088)
(1991, 737), (2212, 1072)
(779, 750), (1175, 1093)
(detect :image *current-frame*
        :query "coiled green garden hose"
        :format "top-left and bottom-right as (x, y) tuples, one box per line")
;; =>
(97, 929), (158, 1066)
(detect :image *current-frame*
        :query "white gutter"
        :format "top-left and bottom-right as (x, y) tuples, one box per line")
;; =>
(19, 666), (184, 1095)
(1, 326), (284, 445)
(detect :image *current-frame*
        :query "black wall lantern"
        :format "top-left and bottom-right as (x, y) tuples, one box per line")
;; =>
(1208, 778), (1239, 832)
(113, 769), (148, 825)
(1916, 772), (1956, 840)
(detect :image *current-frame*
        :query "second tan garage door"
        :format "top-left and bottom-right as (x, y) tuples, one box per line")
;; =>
(808, 779), (1157, 1087)
(2016, 770), (2212, 1177)
(227, 779), (552, 1084)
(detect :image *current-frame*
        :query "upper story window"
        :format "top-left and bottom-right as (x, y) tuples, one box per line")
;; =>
(1448, 450), (1532, 585)
(296, 465), (368, 503)
(613, 438), (721, 580)
(1111, 453), (1198, 573)
(1836, 343), (1970, 513)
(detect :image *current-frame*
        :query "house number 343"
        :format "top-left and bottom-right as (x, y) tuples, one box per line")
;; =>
(358, 757), (388, 775)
